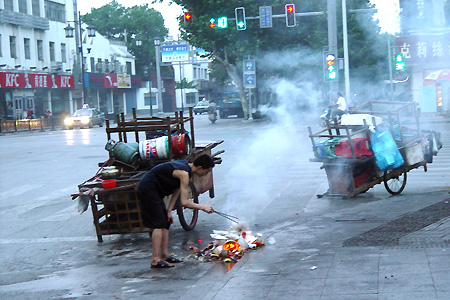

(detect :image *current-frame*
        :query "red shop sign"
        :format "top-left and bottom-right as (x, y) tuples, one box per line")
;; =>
(104, 74), (118, 88)
(0, 72), (74, 89)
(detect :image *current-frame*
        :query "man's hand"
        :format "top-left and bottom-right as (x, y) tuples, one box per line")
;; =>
(200, 204), (214, 214)
(167, 211), (174, 225)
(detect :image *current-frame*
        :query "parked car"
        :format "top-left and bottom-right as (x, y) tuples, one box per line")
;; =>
(217, 99), (244, 118)
(64, 108), (105, 129)
(193, 100), (210, 114)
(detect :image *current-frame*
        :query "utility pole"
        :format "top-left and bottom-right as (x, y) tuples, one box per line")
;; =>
(327, 0), (338, 104)
(342, 0), (350, 103)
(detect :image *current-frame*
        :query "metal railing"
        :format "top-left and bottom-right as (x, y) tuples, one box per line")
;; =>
(0, 117), (60, 134)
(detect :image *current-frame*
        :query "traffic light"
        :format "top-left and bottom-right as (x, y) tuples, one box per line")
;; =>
(235, 7), (246, 30)
(184, 12), (192, 24)
(209, 18), (216, 28)
(395, 54), (405, 71)
(285, 4), (296, 27)
(324, 53), (337, 81)
(217, 16), (228, 28)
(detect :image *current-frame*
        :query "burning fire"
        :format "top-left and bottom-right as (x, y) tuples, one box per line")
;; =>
(187, 222), (265, 263)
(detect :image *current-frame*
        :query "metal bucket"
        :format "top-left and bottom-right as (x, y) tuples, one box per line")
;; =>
(171, 134), (191, 157)
(138, 136), (169, 159)
(105, 139), (139, 166)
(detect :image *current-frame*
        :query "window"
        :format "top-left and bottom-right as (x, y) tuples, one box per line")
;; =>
(90, 57), (95, 72)
(37, 40), (43, 61)
(144, 95), (157, 106)
(10, 36), (17, 58)
(44, 0), (66, 23)
(126, 62), (132, 74)
(4, 0), (13, 11)
(105, 59), (109, 73)
(24, 38), (31, 59)
(0, 35), (2, 57)
(49, 42), (55, 61)
(19, 0), (28, 13)
(32, 0), (41, 17)
(61, 43), (66, 63)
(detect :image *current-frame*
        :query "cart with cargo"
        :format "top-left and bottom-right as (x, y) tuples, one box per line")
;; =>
(308, 101), (441, 198)
(72, 107), (224, 242)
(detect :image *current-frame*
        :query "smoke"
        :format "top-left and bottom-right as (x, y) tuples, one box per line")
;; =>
(220, 47), (324, 225)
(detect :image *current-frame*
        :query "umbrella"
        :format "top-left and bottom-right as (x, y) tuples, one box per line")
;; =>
(424, 69), (450, 81)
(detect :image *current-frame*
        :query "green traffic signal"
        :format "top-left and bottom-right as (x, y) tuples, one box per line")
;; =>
(395, 54), (405, 71)
(218, 16), (228, 28)
(235, 7), (246, 30)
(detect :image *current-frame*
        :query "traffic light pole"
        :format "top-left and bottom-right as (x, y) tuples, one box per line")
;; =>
(327, 0), (338, 104)
(387, 39), (394, 100)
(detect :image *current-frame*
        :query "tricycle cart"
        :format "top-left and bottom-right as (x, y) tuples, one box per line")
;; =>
(308, 101), (439, 198)
(72, 107), (224, 242)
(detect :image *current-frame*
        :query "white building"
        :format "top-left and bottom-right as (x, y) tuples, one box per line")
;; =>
(0, 0), (140, 119)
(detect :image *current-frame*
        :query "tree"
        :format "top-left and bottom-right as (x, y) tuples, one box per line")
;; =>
(175, 78), (197, 89)
(82, 1), (168, 79)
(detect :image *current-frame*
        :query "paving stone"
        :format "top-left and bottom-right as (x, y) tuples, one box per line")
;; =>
(343, 199), (450, 247)
(378, 291), (438, 300)
(321, 274), (378, 295)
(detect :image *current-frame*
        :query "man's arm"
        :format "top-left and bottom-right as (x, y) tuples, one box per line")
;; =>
(172, 170), (214, 213)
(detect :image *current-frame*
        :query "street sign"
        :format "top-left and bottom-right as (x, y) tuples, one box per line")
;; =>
(259, 6), (272, 28)
(243, 59), (255, 74)
(244, 74), (256, 88)
(161, 44), (189, 63)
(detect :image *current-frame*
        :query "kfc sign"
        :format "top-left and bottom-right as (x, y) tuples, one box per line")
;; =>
(0, 72), (74, 89)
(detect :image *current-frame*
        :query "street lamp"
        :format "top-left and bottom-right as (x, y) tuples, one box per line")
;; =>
(154, 37), (163, 115)
(64, 12), (96, 107)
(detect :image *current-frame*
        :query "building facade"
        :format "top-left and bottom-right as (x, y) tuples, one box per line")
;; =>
(0, 0), (140, 120)
(395, 0), (450, 114)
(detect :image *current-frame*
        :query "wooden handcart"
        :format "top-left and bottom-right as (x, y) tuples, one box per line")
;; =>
(308, 101), (435, 198)
(72, 107), (224, 242)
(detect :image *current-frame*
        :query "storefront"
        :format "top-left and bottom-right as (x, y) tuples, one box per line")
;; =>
(85, 73), (141, 116)
(0, 72), (74, 119)
(395, 33), (450, 114)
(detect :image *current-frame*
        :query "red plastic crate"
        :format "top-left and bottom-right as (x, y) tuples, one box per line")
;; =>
(335, 138), (372, 158)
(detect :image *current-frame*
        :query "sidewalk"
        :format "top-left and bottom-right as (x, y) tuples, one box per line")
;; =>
(194, 191), (450, 300)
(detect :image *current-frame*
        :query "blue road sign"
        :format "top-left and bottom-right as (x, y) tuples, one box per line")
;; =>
(244, 74), (256, 88)
(243, 59), (255, 73)
(259, 6), (272, 28)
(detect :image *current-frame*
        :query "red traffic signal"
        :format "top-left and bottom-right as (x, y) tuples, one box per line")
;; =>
(285, 4), (296, 27)
(184, 12), (192, 24)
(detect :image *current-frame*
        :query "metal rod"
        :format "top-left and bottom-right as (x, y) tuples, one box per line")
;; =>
(214, 211), (239, 223)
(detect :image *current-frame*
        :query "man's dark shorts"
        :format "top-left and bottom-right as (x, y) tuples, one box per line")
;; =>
(137, 185), (171, 230)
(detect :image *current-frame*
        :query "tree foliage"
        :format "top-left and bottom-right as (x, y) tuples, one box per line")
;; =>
(161, 0), (389, 114)
(82, 1), (168, 79)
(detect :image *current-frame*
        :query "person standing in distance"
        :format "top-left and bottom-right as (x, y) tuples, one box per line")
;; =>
(137, 154), (215, 268)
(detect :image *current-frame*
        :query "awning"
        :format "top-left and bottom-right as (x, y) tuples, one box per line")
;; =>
(424, 69), (450, 81)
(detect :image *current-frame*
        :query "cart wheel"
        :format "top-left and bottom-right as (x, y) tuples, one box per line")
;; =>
(177, 182), (199, 231)
(383, 168), (407, 195)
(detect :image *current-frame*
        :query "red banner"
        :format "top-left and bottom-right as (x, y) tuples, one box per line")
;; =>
(104, 74), (118, 88)
(0, 72), (74, 89)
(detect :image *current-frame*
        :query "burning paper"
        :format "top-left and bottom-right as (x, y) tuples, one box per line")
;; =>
(187, 222), (265, 263)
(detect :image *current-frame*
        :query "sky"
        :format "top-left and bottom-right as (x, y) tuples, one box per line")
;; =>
(76, 0), (400, 37)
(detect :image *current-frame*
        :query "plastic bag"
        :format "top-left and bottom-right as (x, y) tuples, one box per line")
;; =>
(370, 126), (404, 171)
